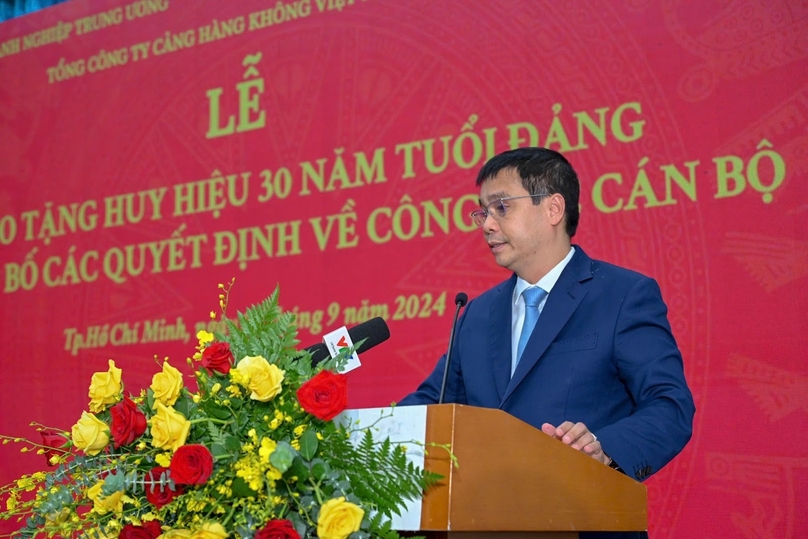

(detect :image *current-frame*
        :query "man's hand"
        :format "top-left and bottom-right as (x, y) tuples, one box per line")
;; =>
(542, 421), (611, 465)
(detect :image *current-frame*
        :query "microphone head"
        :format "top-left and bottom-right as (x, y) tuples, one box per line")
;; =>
(303, 317), (391, 367)
(455, 292), (468, 307)
(348, 317), (390, 353)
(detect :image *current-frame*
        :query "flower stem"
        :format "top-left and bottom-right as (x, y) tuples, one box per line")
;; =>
(188, 418), (231, 426)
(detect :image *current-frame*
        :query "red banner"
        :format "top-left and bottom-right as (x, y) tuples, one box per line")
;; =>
(1, 1), (806, 536)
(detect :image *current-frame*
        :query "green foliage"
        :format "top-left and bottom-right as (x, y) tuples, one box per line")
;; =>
(225, 285), (303, 373)
(324, 430), (441, 520)
(366, 513), (400, 539)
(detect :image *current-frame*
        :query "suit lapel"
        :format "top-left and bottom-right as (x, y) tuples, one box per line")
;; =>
(489, 274), (517, 401)
(502, 247), (594, 404)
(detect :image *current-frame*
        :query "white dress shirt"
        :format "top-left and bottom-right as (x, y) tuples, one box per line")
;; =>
(511, 246), (576, 375)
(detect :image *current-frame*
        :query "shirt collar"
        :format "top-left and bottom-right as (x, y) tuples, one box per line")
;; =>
(513, 246), (576, 304)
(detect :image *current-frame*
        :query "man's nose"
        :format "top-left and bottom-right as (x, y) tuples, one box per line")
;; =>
(482, 213), (498, 233)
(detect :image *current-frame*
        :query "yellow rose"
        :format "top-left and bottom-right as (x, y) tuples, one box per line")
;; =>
(88, 359), (122, 413)
(234, 356), (284, 402)
(151, 361), (184, 406)
(190, 522), (228, 539)
(71, 411), (110, 456)
(87, 480), (124, 515)
(317, 497), (364, 539)
(150, 402), (190, 451)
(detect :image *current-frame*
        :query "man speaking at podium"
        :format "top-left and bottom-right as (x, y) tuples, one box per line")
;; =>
(400, 147), (695, 539)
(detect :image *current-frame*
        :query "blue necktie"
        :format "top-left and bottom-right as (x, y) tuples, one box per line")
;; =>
(516, 287), (547, 369)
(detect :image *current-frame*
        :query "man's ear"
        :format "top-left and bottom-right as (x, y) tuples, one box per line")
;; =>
(547, 193), (565, 227)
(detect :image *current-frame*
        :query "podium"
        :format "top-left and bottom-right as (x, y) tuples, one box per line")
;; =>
(417, 404), (647, 539)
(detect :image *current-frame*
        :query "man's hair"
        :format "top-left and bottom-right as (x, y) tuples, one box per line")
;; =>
(475, 147), (580, 237)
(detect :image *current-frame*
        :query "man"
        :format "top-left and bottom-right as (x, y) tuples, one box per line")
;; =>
(400, 147), (695, 539)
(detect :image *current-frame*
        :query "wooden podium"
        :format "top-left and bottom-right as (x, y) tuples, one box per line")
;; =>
(416, 404), (647, 539)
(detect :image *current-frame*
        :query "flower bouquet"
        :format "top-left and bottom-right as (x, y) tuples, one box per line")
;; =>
(0, 285), (440, 539)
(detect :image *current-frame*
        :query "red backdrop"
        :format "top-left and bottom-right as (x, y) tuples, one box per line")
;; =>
(1, 1), (807, 537)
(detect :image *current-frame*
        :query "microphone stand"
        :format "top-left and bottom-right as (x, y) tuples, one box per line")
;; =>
(438, 292), (467, 404)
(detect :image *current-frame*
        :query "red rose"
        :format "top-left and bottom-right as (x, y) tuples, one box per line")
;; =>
(144, 467), (183, 509)
(169, 444), (214, 485)
(201, 342), (234, 374)
(255, 519), (301, 539)
(40, 429), (68, 466)
(109, 396), (147, 448)
(296, 370), (348, 421)
(119, 520), (162, 539)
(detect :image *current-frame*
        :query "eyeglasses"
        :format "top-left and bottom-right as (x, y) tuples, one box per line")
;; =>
(469, 194), (550, 227)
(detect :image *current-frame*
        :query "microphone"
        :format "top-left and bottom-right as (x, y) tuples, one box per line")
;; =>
(303, 317), (390, 367)
(438, 292), (468, 404)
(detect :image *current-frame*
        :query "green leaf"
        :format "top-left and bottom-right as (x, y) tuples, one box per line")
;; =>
(201, 400), (231, 420)
(288, 457), (310, 482)
(210, 443), (227, 458)
(101, 471), (124, 495)
(311, 458), (330, 481)
(269, 441), (296, 473)
(207, 422), (222, 439)
(366, 512), (407, 539)
(298, 429), (318, 460)
(173, 397), (191, 417)
(231, 476), (257, 498)
(300, 495), (316, 509)
(228, 397), (244, 409)
(288, 512), (308, 539)
(224, 436), (241, 453)
(336, 480), (351, 493)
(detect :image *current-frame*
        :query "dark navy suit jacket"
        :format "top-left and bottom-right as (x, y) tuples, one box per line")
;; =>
(400, 247), (695, 538)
